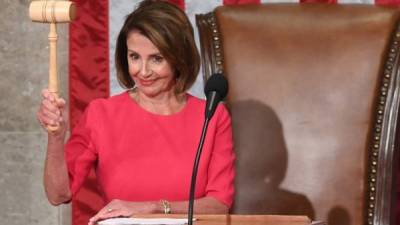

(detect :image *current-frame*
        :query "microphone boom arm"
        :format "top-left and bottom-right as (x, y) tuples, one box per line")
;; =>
(188, 117), (210, 225)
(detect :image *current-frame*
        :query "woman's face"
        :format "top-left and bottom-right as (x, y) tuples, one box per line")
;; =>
(126, 30), (175, 98)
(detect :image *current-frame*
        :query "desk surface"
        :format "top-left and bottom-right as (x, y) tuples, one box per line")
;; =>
(135, 214), (311, 225)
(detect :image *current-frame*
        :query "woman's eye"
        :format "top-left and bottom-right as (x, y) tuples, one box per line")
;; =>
(152, 55), (164, 63)
(129, 53), (139, 60)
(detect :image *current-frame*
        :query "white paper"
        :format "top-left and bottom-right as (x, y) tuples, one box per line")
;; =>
(98, 217), (190, 225)
(311, 221), (326, 225)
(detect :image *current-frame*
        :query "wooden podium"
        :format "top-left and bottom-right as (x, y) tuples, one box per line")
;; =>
(192, 215), (311, 225)
(137, 214), (312, 225)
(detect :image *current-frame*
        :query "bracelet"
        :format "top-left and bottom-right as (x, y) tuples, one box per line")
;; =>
(160, 199), (171, 214)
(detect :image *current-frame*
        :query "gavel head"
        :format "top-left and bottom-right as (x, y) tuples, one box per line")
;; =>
(29, 1), (76, 23)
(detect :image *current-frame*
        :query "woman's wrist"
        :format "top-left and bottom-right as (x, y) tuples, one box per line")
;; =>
(136, 201), (162, 214)
(48, 131), (66, 143)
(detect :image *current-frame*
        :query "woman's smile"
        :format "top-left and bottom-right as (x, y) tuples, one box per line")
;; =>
(138, 78), (157, 87)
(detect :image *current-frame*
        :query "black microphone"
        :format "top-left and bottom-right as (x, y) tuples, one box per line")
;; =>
(188, 73), (228, 225)
(204, 73), (229, 119)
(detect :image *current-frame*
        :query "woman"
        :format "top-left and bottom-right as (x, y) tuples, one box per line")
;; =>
(37, 0), (235, 224)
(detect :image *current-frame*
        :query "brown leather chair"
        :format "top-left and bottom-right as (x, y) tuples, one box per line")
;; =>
(196, 4), (400, 225)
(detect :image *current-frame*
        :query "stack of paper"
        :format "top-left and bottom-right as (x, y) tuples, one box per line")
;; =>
(98, 217), (189, 225)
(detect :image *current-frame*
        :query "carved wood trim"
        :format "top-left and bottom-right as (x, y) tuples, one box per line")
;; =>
(370, 23), (400, 225)
(196, 12), (224, 81)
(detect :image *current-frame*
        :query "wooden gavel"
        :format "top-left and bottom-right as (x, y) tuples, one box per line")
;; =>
(29, 0), (76, 131)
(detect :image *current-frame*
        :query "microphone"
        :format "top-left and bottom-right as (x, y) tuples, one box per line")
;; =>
(188, 73), (228, 225)
(204, 73), (229, 119)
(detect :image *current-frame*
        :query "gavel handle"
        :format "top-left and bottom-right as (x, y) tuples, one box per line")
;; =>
(47, 22), (60, 132)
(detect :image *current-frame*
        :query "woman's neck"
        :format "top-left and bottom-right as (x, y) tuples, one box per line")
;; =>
(129, 89), (186, 115)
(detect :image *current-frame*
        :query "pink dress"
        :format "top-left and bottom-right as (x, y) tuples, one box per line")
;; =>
(65, 92), (235, 207)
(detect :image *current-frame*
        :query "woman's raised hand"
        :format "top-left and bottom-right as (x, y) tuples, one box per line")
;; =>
(37, 89), (68, 137)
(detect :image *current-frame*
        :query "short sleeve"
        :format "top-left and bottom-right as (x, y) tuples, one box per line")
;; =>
(205, 104), (236, 208)
(65, 102), (99, 196)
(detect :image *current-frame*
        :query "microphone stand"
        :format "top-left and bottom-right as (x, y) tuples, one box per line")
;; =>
(187, 73), (227, 224)
(188, 117), (210, 225)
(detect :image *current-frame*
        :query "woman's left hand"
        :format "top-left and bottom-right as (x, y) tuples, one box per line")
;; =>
(88, 199), (158, 225)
